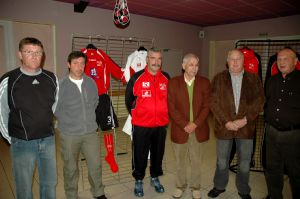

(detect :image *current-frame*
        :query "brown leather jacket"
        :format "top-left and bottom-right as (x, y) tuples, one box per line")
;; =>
(210, 70), (265, 139)
(168, 75), (211, 144)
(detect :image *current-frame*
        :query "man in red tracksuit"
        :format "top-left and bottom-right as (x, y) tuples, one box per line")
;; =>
(125, 48), (170, 197)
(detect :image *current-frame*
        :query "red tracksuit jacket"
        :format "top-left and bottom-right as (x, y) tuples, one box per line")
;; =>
(125, 67), (170, 127)
(82, 48), (125, 95)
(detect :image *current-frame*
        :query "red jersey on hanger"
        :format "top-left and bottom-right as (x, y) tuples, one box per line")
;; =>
(81, 48), (126, 95)
(240, 47), (259, 75)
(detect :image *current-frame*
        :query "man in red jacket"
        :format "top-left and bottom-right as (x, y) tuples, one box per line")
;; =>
(125, 48), (170, 197)
(168, 53), (211, 199)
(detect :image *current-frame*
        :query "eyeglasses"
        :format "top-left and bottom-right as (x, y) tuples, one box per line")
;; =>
(22, 50), (43, 57)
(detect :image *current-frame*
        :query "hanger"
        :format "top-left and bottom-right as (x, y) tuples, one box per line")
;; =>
(86, 43), (97, 50)
(137, 46), (147, 51)
(241, 46), (250, 50)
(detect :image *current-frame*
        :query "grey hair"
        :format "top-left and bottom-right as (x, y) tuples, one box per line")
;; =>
(148, 47), (162, 57)
(183, 53), (199, 65)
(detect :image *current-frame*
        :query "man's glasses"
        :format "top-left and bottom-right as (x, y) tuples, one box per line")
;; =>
(22, 50), (43, 57)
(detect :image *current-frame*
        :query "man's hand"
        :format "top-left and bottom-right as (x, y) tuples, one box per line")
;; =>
(184, 122), (197, 134)
(233, 117), (247, 129)
(225, 121), (239, 131)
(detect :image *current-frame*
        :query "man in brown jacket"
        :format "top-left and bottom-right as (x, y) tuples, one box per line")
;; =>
(208, 49), (265, 199)
(168, 53), (211, 199)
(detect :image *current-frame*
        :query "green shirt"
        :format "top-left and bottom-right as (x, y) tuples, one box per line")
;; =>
(187, 81), (194, 122)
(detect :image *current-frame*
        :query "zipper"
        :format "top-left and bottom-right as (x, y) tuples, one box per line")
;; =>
(81, 85), (87, 133)
(154, 76), (156, 126)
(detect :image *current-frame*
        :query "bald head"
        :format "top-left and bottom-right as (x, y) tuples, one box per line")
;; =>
(277, 48), (298, 77)
(227, 49), (244, 75)
(278, 48), (297, 59)
(227, 49), (244, 61)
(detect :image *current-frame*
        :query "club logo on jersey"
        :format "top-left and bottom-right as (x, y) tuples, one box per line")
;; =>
(142, 90), (151, 97)
(91, 68), (97, 77)
(142, 82), (150, 88)
(159, 83), (167, 90)
(97, 60), (103, 67)
(249, 63), (254, 70)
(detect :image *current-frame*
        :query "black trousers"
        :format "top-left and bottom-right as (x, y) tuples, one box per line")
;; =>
(96, 94), (119, 131)
(132, 125), (167, 180)
(265, 125), (300, 199)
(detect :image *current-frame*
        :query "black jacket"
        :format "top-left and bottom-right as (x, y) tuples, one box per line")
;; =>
(0, 68), (58, 141)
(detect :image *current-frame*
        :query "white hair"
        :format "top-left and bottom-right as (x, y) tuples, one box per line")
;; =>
(183, 53), (199, 65)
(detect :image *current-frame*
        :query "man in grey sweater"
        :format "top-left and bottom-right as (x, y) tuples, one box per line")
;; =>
(55, 51), (107, 199)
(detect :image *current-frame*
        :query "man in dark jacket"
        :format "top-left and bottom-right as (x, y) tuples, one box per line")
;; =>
(264, 48), (300, 199)
(125, 48), (170, 197)
(208, 49), (265, 199)
(0, 37), (58, 199)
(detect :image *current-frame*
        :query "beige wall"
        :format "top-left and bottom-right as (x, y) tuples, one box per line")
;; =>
(12, 21), (55, 72)
(0, 26), (5, 75)
(208, 40), (235, 80)
(0, 0), (203, 78)
(1, 0), (300, 78)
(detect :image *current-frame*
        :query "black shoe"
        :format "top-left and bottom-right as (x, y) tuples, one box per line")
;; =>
(264, 195), (271, 199)
(134, 180), (144, 197)
(207, 187), (225, 198)
(238, 193), (252, 199)
(94, 195), (107, 199)
(150, 177), (165, 193)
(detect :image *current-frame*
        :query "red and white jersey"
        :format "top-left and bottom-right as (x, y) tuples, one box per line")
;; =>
(81, 48), (125, 95)
(240, 48), (259, 75)
(124, 50), (147, 82)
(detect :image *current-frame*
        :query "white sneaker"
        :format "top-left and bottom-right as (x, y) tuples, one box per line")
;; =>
(192, 190), (201, 199)
(173, 188), (183, 198)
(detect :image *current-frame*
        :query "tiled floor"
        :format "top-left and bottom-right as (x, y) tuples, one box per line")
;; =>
(0, 118), (293, 199)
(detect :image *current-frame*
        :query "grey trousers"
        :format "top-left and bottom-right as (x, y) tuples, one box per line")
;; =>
(59, 132), (104, 199)
(213, 138), (253, 195)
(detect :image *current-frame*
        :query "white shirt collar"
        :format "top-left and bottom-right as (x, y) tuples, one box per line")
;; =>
(184, 74), (195, 86)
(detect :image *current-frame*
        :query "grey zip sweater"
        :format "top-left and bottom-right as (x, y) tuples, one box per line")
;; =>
(55, 74), (98, 135)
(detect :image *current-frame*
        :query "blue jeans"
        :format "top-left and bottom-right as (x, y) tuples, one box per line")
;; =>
(213, 138), (253, 195)
(10, 136), (57, 199)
